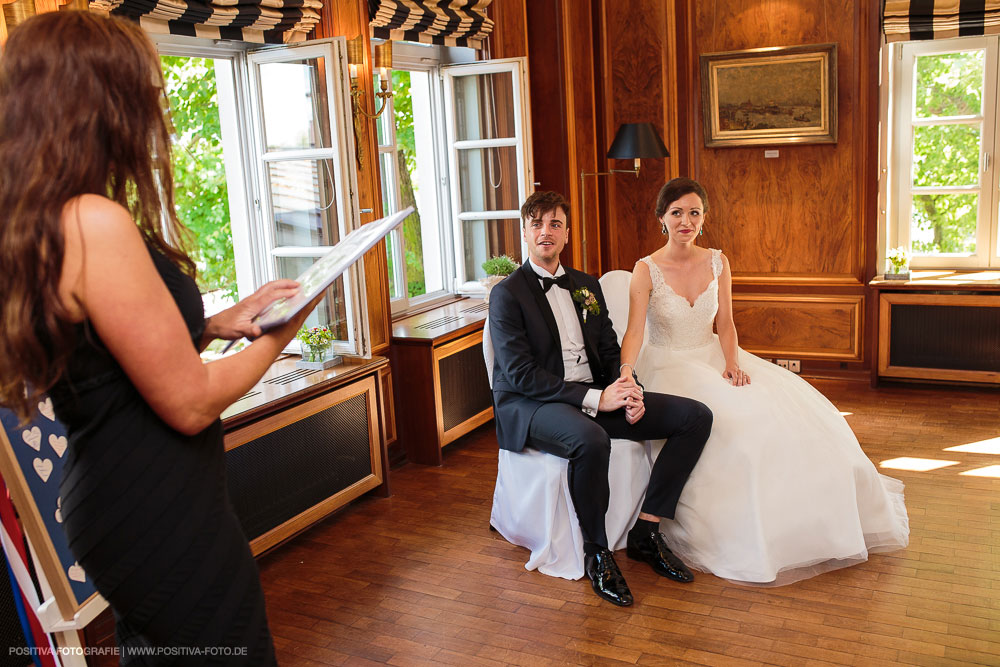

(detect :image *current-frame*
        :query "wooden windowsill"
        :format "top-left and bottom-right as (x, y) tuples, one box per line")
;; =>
(221, 355), (388, 430)
(870, 270), (1000, 291)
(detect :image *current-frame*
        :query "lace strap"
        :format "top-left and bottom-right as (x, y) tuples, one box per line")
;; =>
(639, 256), (663, 290)
(711, 248), (723, 279)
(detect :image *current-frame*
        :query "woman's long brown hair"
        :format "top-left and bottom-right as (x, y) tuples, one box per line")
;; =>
(0, 11), (196, 421)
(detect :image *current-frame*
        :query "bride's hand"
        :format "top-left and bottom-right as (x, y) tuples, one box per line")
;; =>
(723, 364), (750, 387)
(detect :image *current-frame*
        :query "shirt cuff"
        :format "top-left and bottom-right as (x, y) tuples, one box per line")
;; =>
(581, 388), (601, 417)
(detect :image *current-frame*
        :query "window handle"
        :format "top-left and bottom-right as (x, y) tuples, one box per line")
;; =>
(985, 153), (991, 173)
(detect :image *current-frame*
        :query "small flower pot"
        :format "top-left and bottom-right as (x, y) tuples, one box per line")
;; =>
(883, 272), (910, 281)
(481, 274), (506, 304)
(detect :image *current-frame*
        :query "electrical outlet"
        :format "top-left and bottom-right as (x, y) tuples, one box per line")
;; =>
(788, 359), (801, 373)
(776, 359), (789, 369)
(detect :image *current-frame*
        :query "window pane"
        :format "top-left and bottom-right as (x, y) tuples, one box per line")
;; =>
(914, 51), (984, 118)
(276, 257), (350, 340)
(453, 71), (516, 141)
(161, 55), (237, 311)
(911, 193), (978, 255)
(258, 59), (332, 150)
(267, 160), (340, 247)
(462, 219), (522, 282)
(912, 124), (981, 187)
(381, 152), (400, 300)
(457, 146), (519, 212)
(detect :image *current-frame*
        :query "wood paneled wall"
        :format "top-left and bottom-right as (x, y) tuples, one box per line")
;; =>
(493, 0), (881, 368)
(683, 0), (880, 369)
(315, 0), (392, 358)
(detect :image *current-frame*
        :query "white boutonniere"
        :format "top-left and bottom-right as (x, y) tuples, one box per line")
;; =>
(572, 287), (600, 322)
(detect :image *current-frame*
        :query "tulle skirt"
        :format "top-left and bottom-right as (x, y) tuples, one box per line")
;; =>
(637, 335), (909, 586)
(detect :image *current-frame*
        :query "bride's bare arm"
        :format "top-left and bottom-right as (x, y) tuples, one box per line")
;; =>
(715, 253), (749, 386)
(619, 261), (653, 381)
(60, 195), (321, 435)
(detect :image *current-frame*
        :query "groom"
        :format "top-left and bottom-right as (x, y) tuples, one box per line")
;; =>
(489, 190), (713, 606)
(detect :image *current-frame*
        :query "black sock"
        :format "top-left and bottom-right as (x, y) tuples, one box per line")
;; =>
(630, 518), (658, 536)
(583, 541), (605, 556)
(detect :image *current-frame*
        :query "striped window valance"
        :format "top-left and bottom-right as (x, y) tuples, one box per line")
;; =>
(884, 0), (1000, 43)
(89, 0), (321, 43)
(369, 0), (493, 49)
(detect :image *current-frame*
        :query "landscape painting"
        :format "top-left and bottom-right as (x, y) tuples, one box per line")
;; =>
(701, 44), (837, 147)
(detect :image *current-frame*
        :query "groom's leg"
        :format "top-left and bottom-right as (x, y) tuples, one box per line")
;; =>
(526, 402), (612, 549)
(595, 392), (712, 519)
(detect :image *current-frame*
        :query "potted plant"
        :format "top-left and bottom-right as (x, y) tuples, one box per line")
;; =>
(481, 254), (518, 303)
(295, 325), (342, 370)
(885, 246), (910, 280)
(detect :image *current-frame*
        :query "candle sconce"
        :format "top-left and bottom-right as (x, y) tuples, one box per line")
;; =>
(346, 37), (393, 170)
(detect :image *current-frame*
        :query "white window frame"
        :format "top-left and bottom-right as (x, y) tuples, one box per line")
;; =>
(377, 41), (454, 315)
(885, 36), (1000, 270)
(154, 35), (368, 356)
(443, 58), (533, 293)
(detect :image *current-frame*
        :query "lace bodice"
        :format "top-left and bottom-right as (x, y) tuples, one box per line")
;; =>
(640, 249), (722, 350)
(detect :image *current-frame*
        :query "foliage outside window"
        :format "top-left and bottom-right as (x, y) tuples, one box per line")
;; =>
(161, 56), (237, 302)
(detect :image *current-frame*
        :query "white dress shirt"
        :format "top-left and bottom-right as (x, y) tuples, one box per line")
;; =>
(528, 259), (602, 417)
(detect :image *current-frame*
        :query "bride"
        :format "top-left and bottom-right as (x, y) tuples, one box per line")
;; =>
(618, 177), (909, 585)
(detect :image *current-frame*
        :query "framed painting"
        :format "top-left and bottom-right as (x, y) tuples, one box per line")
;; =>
(700, 43), (837, 147)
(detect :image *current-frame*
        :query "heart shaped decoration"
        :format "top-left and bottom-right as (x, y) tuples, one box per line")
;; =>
(33, 458), (53, 483)
(38, 397), (55, 421)
(68, 562), (86, 583)
(22, 427), (41, 451)
(55, 497), (62, 524)
(49, 434), (67, 458)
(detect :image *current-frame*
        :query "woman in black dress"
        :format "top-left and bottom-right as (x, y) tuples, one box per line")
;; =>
(0, 11), (320, 663)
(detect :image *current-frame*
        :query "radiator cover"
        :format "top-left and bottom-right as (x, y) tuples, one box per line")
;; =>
(225, 392), (371, 541)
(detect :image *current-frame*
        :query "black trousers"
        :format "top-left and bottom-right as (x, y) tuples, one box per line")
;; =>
(525, 392), (712, 549)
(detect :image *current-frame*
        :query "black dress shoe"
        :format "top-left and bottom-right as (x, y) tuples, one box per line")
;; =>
(584, 549), (633, 606)
(626, 529), (694, 583)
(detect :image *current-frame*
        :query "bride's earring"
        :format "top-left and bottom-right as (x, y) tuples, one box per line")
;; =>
(699, 227), (704, 236)
(661, 224), (668, 235)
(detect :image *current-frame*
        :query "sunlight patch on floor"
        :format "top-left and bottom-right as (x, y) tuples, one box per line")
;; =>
(959, 465), (1000, 478)
(944, 437), (1000, 455)
(879, 457), (960, 472)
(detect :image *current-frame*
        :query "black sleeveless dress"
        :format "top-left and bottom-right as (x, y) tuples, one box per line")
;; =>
(50, 248), (276, 665)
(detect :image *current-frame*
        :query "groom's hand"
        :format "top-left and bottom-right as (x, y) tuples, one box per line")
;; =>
(598, 377), (645, 416)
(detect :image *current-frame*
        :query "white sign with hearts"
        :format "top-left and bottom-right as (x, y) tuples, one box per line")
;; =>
(38, 397), (55, 421)
(33, 457), (53, 483)
(49, 434), (67, 458)
(68, 562), (86, 583)
(22, 426), (41, 451)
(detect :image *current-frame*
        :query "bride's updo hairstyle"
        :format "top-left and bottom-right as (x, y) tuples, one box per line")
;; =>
(654, 177), (710, 219)
(0, 11), (193, 421)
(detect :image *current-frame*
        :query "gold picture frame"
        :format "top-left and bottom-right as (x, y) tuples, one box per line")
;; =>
(700, 43), (837, 147)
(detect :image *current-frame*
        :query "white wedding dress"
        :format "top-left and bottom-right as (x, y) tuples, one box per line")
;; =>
(636, 250), (909, 585)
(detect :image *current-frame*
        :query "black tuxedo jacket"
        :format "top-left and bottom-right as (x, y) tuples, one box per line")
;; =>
(488, 261), (621, 452)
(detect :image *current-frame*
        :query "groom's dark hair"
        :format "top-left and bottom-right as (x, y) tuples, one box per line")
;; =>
(521, 191), (570, 226)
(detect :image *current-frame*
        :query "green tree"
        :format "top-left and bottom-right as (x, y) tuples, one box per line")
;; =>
(160, 56), (237, 299)
(391, 71), (426, 297)
(910, 52), (983, 254)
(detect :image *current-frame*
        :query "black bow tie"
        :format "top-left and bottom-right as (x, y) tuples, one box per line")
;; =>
(540, 274), (571, 293)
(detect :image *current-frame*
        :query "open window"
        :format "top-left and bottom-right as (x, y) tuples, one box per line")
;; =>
(377, 47), (533, 311)
(156, 36), (367, 355)
(443, 58), (533, 293)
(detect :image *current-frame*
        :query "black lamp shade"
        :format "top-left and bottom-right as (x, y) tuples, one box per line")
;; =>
(606, 122), (670, 159)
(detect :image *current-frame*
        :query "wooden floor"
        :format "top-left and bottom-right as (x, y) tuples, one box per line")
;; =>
(257, 379), (1000, 666)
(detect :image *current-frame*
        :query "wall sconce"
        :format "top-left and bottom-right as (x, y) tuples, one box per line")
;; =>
(346, 38), (393, 170)
(578, 122), (670, 273)
(349, 39), (393, 120)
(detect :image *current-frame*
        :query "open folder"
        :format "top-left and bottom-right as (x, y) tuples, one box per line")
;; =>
(252, 206), (413, 333)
